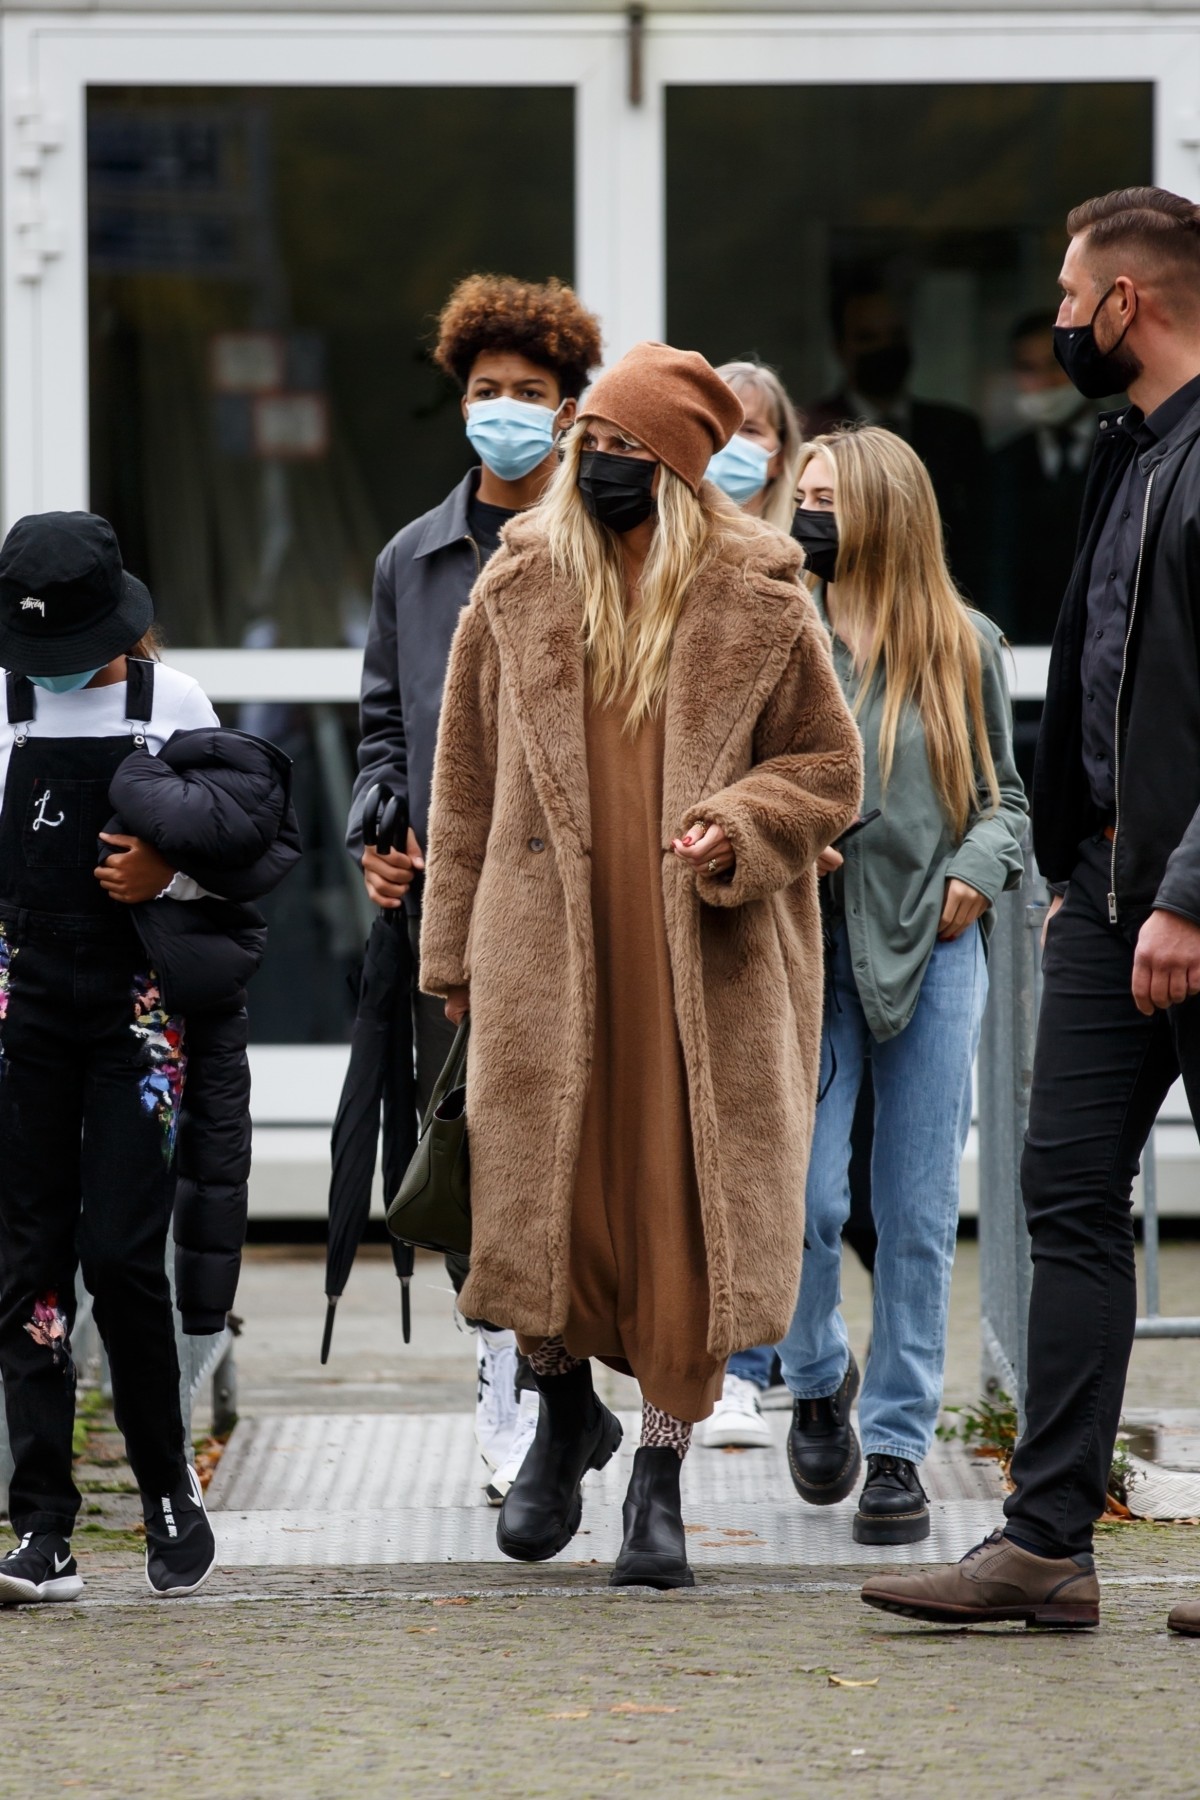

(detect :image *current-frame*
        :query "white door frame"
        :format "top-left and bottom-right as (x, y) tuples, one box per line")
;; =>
(6, 4), (1197, 679)
(0, 8), (661, 528)
(5, 6), (1197, 1135)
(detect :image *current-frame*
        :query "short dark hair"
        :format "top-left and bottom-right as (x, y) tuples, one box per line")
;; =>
(828, 267), (894, 343)
(1010, 310), (1059, 345)
(1067, 186), (1200, 293)
(433, 274), (603, 399)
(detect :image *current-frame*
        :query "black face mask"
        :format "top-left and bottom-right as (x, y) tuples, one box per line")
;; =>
(850, 342), (912, 402)
(791, 508), (840, 583)
(1053, 285), (1141, 401)
(578, 451), (657, 534)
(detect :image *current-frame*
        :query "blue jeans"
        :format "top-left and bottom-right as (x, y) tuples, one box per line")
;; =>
(727, 1343), (775, 1388)
(778, 920), (987, 1464)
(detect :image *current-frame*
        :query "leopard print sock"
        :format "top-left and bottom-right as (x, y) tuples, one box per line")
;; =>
(641, 1401), (693, 1460)
(526, 1335), (585, 1379)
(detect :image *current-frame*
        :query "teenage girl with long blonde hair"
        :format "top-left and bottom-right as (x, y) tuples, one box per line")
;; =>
(421, 343), (861, 1589)
(780, 425), (1027, 1546)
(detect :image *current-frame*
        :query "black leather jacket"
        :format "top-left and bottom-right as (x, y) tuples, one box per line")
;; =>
(1033, 392), (1200, 926)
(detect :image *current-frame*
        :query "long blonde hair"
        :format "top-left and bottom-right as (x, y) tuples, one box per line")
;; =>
(799, 426), (999, 840)
(717, 359), (804, 531)
(538, 424), (760, 730)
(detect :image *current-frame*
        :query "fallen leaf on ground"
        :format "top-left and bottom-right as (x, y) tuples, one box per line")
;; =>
(609, 1703), (679, 1715)
(828, 1675), (879, 1689)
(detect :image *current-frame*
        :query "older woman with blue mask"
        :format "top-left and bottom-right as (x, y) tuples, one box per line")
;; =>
(705, 358), (804, 530)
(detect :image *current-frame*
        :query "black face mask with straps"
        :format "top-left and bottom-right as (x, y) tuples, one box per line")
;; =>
(578, 451), (657, 534)
(791, 508), (840, 584)
(1053, 285), (1141, 401)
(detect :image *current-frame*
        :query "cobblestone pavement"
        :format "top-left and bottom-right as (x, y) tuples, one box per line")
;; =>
(4, 1533), (1200, 1800)
(5, 1240), (1200, 1799)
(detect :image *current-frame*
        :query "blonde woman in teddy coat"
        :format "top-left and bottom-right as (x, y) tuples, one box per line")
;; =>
(420, 341), (863, 1588)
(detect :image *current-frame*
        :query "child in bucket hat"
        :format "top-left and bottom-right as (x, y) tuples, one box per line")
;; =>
(0, 512), (294, 1605)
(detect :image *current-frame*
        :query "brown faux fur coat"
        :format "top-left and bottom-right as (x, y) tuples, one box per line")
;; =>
(420, 511), (863, 1358)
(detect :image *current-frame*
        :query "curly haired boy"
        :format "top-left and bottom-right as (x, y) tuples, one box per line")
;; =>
(346, 274), (602, 1503)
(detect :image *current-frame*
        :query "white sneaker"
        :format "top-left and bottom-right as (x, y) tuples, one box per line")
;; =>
(697, 1373), (773, 1449)
(474, 1327), (519, 1470)
(485, 1388), (540, 1505)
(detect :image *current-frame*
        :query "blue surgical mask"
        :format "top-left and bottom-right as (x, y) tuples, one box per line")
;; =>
(465, 398), (558, 481)
(706, 434), (772, 505)
(29, 668), (102, 694)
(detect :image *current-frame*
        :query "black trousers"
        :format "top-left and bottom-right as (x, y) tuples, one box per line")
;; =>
(1004, 837), (1200, 1555)
(0, 913), (187, 1535)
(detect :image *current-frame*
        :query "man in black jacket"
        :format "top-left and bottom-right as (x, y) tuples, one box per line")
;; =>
(861, 186), (1200, 1635)
(348, 274), (601, 1498)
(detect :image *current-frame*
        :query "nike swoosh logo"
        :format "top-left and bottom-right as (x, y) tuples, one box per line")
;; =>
(53, 1553), (71, 1574)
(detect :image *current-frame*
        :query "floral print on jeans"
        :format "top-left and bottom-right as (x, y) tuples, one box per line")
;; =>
(0, 923), (12, 1067)
(24, 1291), (71, 1369)
(131, 972), (187, 1162)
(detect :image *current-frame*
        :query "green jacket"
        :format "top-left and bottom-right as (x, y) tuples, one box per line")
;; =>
(824, 605), (1027, 1041)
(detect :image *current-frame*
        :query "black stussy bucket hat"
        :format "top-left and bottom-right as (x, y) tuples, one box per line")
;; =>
(0, 510), (154, 677)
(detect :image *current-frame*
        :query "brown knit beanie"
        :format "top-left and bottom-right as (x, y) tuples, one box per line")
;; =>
(579, 342), (745, 493)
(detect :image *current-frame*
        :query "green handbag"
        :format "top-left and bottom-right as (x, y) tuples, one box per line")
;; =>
(386, 1017), (471, 1256)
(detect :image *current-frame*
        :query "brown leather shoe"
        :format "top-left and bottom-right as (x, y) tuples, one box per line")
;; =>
(1167, 1601), (1200, 1636)
(861, 1530), (1100, 1629)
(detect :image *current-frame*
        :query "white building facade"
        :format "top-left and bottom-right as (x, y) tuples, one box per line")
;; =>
(4, 0), (1198, 1208)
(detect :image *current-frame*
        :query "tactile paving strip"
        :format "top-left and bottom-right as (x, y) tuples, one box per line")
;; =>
(207, 1413), (1006, 1567)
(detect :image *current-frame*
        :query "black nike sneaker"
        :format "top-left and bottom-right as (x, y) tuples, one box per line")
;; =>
(143, 1466), (217, 1597)
(0, 1532), (83, 1605)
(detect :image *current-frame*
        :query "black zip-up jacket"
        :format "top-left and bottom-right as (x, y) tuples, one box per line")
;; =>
(105, 728), (302, 1333)
(347, 470), (482, 893)
(1034, 393), (1200, 925)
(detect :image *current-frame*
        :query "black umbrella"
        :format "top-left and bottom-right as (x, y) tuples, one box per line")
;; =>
(322, 785), (420, 1362)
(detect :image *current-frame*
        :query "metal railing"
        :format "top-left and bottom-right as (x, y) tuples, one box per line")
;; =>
(977, 860), (1047, 1421)
(1135, 1139), (1200, 1339)
(978, 857), (1200, 1427)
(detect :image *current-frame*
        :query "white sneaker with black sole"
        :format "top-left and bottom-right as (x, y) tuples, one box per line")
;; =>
(143, 1465), (216, 1598)
(696, 1373), (773, 1449)
(484, 1387), (540, 1506)
(475, 1326), (520, 1472)
(0, 1531), (84, 1605)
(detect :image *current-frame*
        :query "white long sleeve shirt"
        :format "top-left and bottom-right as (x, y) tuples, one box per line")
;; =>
(0, 664), (220, 900)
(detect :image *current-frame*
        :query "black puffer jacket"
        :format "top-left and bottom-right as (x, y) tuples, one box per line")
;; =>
(106, 728), (302, 1334)
(1034, 394), (1200, 922)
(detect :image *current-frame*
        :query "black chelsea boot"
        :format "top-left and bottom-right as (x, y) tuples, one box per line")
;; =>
(496, 1359), (623, 1562)
(610, 1446), (695, 1590)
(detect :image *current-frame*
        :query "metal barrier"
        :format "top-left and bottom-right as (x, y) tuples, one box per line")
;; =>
(0, 1250), (237, 1518)
(978, 857), (1200, 1424)
(1135, 1137), (1200, 1339)
(977, 859), (1048, 1421)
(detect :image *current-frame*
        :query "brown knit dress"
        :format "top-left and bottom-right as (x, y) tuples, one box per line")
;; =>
(520, 678), (725, 1423)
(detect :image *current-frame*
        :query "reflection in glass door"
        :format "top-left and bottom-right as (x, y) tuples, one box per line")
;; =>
(666, 82), (1153, 640)
(87, 84), (575, 1045)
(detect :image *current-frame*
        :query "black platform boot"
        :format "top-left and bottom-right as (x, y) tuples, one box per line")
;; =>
(610, 1446), (695, 1590)
(496, 1360), (623, 1563)
(853, 1454), (930, 1545)
(786, 1352), (861, 1505)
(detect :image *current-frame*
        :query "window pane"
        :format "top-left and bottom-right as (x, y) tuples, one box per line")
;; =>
(666, 83), (1153, 642)
(89, 86), (575, 650)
